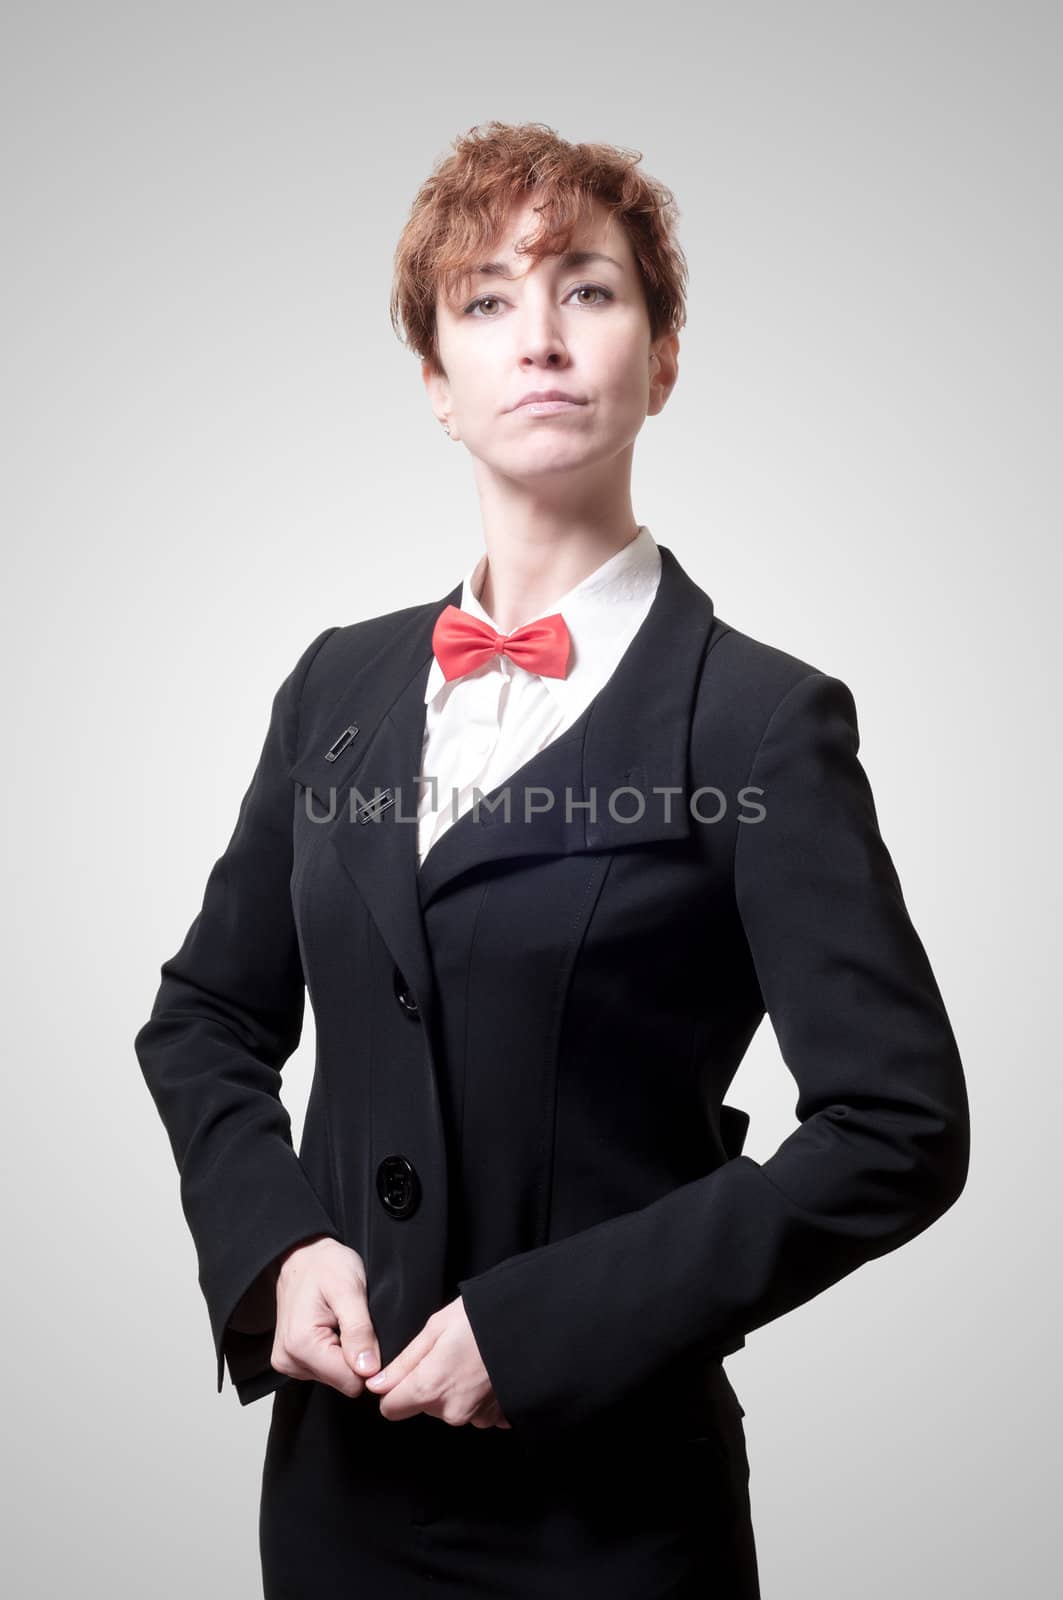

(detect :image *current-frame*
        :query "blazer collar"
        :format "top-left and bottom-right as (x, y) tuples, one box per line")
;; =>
(287, 543), (716, 1024)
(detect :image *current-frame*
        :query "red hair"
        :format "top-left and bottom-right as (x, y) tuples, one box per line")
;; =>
(390, 120), (689, 376)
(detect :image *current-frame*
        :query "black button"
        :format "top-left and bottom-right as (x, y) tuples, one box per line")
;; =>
(392, 966), (420, 1019)
(376, 1155), (421, 1219)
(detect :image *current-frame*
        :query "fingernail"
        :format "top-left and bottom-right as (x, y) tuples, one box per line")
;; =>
(355, 1350), (373, 1372)
(366, 1372), (385, 1389)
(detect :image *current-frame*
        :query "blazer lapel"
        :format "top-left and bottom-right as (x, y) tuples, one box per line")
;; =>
(286, 544), (716, 1010)
(286, 581), (459, 1031)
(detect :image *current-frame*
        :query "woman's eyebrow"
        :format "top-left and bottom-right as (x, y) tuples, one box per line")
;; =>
(469, 250), (624, 281)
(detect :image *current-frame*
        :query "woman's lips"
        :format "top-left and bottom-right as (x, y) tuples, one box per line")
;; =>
(514, 399), (586, 415)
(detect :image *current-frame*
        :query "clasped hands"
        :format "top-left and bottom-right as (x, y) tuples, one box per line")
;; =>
(269, 1235), (511, 1429)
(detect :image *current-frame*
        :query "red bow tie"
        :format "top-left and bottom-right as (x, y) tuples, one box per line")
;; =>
(431, 604), (571, 683)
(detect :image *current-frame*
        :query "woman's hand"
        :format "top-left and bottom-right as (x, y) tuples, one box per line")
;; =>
(365, 1296), (511, 1429)
(270, 1234), (384, 1398)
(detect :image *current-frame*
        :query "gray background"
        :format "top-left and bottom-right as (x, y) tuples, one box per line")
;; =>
(3, 2), (1058, 1594)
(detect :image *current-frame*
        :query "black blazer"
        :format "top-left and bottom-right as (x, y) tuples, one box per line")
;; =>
(134, 543), (970, 1441)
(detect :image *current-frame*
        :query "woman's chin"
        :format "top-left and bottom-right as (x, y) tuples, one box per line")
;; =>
(481, 440), (614, 482)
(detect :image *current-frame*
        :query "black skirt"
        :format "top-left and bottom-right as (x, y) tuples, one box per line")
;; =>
(259, 1363), (760, 1598)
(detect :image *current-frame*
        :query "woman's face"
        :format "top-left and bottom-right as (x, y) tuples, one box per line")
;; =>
(425, 192), (678, 484)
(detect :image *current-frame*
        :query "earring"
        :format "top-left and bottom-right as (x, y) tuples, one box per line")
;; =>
(441, 420), (451, 436)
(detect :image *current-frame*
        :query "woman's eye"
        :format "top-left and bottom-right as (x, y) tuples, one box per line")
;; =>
(462, 284), (614, 317)
(569, 283), (612, 307)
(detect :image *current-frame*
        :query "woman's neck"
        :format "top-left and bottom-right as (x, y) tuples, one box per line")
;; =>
(470, 466), (640, 631)
(474, 521), (639, 631)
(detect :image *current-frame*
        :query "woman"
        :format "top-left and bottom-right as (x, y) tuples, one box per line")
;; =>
(135, 121), (970, 1598)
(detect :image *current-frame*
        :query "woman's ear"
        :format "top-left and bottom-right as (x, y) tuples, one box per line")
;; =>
(648, 334), (680, 414)
(422, 359), (456, 437)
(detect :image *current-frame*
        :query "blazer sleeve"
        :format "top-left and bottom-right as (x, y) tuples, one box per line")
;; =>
(457, 671), (971, 1438)
(134, 626), (344, 1403)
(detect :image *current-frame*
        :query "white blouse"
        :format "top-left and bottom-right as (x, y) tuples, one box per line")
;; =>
(417, 524), (662, 865)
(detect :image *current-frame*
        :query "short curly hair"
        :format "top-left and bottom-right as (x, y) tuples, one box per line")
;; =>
(390, 120), (689, 377)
